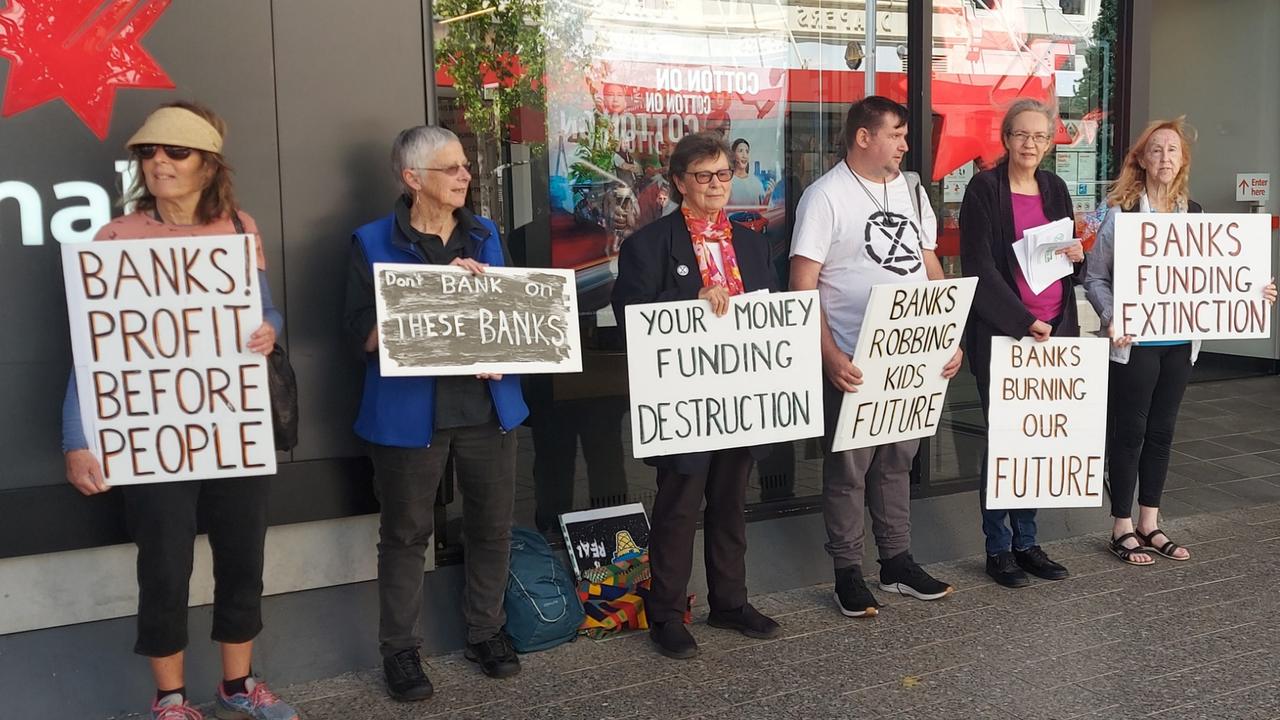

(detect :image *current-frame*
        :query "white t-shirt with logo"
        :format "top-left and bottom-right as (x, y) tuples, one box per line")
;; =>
(790, 161), (938, 355)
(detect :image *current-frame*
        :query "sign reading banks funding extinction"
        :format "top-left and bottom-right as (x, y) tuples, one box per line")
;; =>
(985, 337), (1109, 510)
(831, 278), (977, 452)
(1113, 213), (1273, 341)
(62, 236), (277, 485)
(373, 264), (582, 376)
(624, 291), (822, 458)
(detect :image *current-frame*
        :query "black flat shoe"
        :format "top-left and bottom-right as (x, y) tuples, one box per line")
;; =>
(707, 603), (781, 639)
(1014, 545), (1070, 580)
(384, 648), (434, 701)
(650, 621), (699, 659)
(986, 551), (1030, 588)
(465, 632), (521, 679)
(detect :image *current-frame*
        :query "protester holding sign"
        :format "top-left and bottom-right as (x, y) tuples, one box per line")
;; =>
(1084, 117), (1276, 565)
(342, 126), (528, 699)
(790, 96), (959, 618)
(959, 98), (1084, 589)
(60, 102), (297, 720)
(612, 131), (782, 660)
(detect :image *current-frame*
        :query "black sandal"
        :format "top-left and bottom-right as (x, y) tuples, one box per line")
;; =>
(1109, 533), (1155, 566)
(1138, 528), (1189, 561)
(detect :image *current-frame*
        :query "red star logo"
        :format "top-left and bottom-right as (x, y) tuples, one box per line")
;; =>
(0, 0), (174, 139)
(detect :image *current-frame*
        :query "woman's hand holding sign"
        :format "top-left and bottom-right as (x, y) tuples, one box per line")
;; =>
(247, 321), (276, 356)
(824, 349), (863, 393)
(698, 285), (732, 317)
(66, 449), (109, 496)
(1264, 278), (1277, 305)
(450, 257), (488, 275)
(941, 347), (964, 380)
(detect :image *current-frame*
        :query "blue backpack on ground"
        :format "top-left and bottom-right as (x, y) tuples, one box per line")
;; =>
(503, 527), (583, 653)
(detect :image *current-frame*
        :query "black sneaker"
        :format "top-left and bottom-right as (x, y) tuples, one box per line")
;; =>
(383, 648), (434, 702)
(878, 551), (954, 601)
(1014, 545), (1070, 580)
(986, 551), (1031, 588)
(465, 632), (521, 679)
(834, 566), (881, 618)
(649, 620), (699, 659)
(707, 603), (781, 639)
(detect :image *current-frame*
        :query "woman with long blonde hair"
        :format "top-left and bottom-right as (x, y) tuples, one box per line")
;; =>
(1085, 118), (1275, 566)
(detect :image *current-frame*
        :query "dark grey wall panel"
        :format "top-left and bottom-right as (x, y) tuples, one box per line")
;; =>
(269, 0), (429, 460)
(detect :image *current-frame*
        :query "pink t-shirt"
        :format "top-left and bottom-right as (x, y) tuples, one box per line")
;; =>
(94, 210), (267, 270)
(1010, 192), (1064, 322)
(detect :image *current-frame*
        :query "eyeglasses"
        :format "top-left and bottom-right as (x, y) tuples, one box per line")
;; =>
(135, 144), (195, 160)
(684, 169), (734, 184)
(412, 162), (472, 177)
(1007, 131), (1052, 147)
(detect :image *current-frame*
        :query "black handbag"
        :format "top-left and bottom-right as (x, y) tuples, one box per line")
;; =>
(231, 211), (299, 451)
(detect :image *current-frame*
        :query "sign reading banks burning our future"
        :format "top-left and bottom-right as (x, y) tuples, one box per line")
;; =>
(374, 264), (582, 376)
(985, 337), (1109, 510)
(831, 278), (977, 452)
(1113, 213), (1273, 341)
(624, 291), (822, 458)
(62, 236), (277, 485)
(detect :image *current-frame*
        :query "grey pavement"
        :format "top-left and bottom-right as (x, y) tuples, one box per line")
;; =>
(277, 500), (1280, 720)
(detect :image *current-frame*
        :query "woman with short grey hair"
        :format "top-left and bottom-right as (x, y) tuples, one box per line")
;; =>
(342, 125), (529, 701)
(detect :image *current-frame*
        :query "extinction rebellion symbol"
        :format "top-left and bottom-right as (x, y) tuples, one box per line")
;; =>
(0, 0), (175, 139)
(864, 210), (922, 276)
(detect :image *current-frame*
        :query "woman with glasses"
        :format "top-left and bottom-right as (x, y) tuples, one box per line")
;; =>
(612, 131), (781, 660)
(343, 126), (528, 701)
(61, 102), (297, 720)
(959, 98), (1084, 590)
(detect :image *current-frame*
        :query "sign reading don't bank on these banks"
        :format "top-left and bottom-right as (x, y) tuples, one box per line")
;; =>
(1113, 213), (1273, 341)
(373, 264), (582, 376)
(831, 278), (977, 452)
(985, 337), (1109, 510)
(624, 290), (822, 458)
(62, 236), (277, 485)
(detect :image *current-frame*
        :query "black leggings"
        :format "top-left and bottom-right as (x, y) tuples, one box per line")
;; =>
(1107, 343), (1193, 518)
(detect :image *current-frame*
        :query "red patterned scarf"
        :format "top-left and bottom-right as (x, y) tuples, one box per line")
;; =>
(681, 206), (745, 296)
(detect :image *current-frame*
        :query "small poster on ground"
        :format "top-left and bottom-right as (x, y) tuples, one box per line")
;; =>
(985, 337), (1109, 510)
(61, 235), (276, 485)
(560, 503), (651, 578)
(373, 264), (582, 376)
(832, 278), (977, 452)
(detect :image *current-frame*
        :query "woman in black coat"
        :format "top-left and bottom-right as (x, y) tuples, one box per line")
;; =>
(960, 99), (1085, 589)
(611, 131), (780, 660)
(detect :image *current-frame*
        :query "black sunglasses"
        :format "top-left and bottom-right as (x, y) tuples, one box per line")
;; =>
(135, 144), (195, 161)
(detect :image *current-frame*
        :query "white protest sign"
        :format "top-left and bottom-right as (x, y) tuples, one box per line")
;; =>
(62, 236), (276, 485)
(374, 264), (582, 376)
(1235, 173), (1270, 203)
(831, 278), (976, 452)
(985, 337), (1109, 509)
(1113, 213), (1273, 341)
(624, 290), (822, 458)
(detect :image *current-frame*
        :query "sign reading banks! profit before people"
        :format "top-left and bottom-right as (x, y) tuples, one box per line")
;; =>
(624, 290), (822, 458)
(985, 337), (1109, 510)
(1113, 213), (1273, 341)
(374, 264), (582, 376)
(831, 278), (977, 452)
(62, 236), (276, 485)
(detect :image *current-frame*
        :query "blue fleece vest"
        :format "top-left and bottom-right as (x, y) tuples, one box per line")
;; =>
(352, 213), (529, 447)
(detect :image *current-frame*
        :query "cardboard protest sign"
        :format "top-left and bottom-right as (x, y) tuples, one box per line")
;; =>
(1113, 213), (1273, 341)
(559, 503), (650, 578)
(624, 290), (822, 458)
(831, 278), (977, 452)
(62, 236), (276, 485)
(985, 337), (1109, 510)
(373, 264), (582, 376)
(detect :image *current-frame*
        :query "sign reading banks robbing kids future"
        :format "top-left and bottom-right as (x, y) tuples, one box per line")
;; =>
(624, 290), (822, 458)
(62, 236), (277, 485)
(374, 264), (583, 376)
(1113, 213), (1273, 341)
(831, 278), (977, 452)
(985, 337), (1109, 510)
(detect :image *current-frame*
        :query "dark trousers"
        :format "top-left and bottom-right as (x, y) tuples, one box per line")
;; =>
(647, 448), (753, 624)
(370, 421), (516, 653)
(1107, 343), (1193, 518)
(975, 370), (1038, 556)
(123, 477), (270, 658)
(531, 397), (629, 532)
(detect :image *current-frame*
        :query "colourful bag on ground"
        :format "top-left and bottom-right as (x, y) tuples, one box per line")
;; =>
(577, 555), (652, 637)
(503, 527), (584, 653)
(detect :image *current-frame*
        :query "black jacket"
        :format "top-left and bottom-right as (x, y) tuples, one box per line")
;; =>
(611, 210), (779, 474)
(959, 162), (1086, 379)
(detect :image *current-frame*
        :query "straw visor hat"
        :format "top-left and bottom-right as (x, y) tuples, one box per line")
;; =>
(126, 107), (223, 154)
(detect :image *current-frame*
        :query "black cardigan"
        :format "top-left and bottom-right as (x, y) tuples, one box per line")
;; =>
(611, 210), (778, 474)
(959, 162), (1086, 379)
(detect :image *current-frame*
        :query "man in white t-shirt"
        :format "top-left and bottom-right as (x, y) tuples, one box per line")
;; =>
(790, 96), (962, 618)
